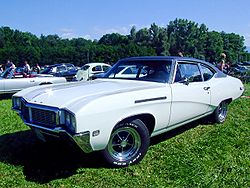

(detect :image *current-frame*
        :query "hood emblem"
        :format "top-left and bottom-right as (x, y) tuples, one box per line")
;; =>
(45, 88), (54, 97)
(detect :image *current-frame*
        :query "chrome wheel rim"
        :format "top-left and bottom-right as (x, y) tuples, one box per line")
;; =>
(218, 102), (227, 122)
(108, 127), (141, 162)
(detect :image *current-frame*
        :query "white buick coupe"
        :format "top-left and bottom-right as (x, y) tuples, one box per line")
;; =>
(12, 56), (244, 167)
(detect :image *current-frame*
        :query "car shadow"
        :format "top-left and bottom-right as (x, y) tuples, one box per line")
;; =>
(0, 93), (13, 100)
(0, 117), (212, 184)
(150, 117), (212, 145)
(0, 130), (105, 184)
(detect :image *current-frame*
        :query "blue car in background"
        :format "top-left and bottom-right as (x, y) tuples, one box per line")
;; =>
(40, 63), (78, 81)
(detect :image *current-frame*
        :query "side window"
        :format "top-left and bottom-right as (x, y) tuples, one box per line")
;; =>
(92, 66), (102, 72)
(82, 65), (90, 70)
(57, 66), (67, 72)
(123, 67), (133, 74)
(201, 65), (215, 81)
(174, 63), (202, 83)
(103, 65), (110, 72)
(67, 64), (74, 70)
(51, 67), (57, 73)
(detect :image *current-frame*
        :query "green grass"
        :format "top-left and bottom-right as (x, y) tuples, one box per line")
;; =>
(0, 85), (249, 188)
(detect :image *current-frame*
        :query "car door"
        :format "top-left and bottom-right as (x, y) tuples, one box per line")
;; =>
(56, 66), (67, 77)
(0, 78), (6, 93)
(4, 77), (37, 93)
(169, 61), (211, 126)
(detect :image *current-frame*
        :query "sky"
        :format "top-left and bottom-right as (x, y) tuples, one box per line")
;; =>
(1, 0), (250, 47)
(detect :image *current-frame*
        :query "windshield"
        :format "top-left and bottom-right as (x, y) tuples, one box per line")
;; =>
(1, 67), (14, 79)
(104, 60), (172, 83)
(40, 67), (53, 74)
(81, 65), (90, 70)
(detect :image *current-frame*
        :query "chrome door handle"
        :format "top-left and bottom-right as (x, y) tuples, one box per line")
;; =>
(203, 87), (210, 90)
(30, 80), (35, 83)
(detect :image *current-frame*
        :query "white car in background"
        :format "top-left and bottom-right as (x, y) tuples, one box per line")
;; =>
(12, 56), (244, 167)
(109, 65), (148, 78)
(0, 68), (66, 94)
(76, 63), (111, 81)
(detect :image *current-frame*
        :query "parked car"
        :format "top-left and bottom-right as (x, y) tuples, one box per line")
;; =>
(238, 62), (250, 67)
(40, 63), (78, 81)
(7, 67), (53, 78)
(12, 56), (244, 167)
(75, 63), (111, 81)
(109, 65), (147, 78)
(0, 67), (66, 94)
(230, 64), (249, 75)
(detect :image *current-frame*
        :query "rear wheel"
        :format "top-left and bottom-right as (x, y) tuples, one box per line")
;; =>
(212, 101), (228, 123)
(101, 119), (149, 167)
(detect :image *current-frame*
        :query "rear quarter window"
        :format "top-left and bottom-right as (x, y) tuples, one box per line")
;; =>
(201, 64), (215, 81)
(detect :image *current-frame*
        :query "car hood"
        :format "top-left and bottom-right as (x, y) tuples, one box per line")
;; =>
(20, 79), (165, 109)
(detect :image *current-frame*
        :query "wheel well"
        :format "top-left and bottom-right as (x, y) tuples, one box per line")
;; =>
(119, 114), (156, 135)
(224, 98), (233, 104)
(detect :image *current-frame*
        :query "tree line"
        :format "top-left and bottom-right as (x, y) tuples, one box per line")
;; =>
(0, 18), (249, 67)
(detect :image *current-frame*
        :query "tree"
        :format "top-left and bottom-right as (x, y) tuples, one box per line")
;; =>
(204, 31), (224, 63)
(167, 18), (208, 57)
(221, 32), (246, 63)
(129, 26), (136, 41)
(99, 33), (129, 46)
(0, 23), (248, 66)
(149, 23), (170, 56)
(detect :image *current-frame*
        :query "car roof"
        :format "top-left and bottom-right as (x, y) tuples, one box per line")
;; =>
(120, 56), (206, 63)
(119, 56), (226, 78)
(46, 63), (75, 68)
(120, 56), (214, 68)
(84, 62), (111, 67)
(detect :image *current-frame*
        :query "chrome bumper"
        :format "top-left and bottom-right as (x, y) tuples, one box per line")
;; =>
(26, 123), (93, 153)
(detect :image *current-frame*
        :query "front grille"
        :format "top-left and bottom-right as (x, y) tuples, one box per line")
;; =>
(31, 108), (57, 128)
(20, 101), (58, 128)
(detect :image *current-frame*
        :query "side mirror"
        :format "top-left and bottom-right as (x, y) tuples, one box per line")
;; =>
(179, 77), (189, 85)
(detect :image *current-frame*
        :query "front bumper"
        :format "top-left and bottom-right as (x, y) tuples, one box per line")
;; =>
(12, 99), (93, 153)
(26, 122), (93, 153)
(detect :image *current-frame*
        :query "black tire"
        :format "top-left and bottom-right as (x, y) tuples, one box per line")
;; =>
(212, 101), (228, 123)
(101, 119), (150, 167)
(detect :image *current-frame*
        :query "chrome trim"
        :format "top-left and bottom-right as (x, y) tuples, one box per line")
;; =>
(135, 96), (167, 104)
(25, 102), (60, 114)
(28, 107), (32, 122)
(27, 122), (93, 153)
(151, 108), (216, 137)
(20, 99), (60, 127)
(73, 132), (92, 153)
(107, 126), (141, 162)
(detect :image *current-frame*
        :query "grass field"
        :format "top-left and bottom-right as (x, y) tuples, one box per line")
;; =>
(0, 85), (249, 187)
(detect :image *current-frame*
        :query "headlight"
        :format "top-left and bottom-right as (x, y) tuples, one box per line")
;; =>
(12, 97), (22, 110)
(61, 110), (76, 133)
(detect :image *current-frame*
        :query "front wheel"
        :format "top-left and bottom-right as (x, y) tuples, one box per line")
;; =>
(212, 101), (228, 123)
(101, 119), (150, 167)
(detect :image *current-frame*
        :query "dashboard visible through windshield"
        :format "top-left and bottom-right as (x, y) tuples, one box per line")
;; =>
(105, 60), (172, 83)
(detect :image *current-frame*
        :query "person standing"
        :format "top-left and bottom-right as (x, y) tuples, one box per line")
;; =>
(5, 61), (16, 79)
(217, 53), (226, 71)
(0, 64), (3, 74)
(33, 63), (41, 73)
(23, 60), (31, 74)
(178, 51), (184, 57)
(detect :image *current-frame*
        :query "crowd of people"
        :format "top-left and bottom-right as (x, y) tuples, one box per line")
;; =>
(0, 60), (41, 78)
